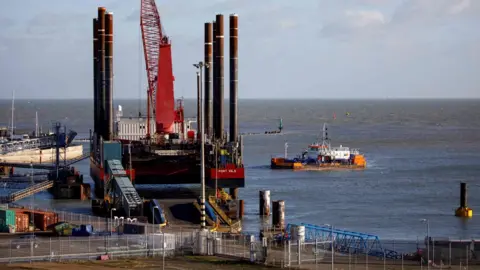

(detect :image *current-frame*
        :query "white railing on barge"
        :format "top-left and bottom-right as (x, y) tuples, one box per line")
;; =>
(0, 137), (54, 155)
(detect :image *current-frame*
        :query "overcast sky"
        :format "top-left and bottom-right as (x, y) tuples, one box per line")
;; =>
(0, 0), (479, 99)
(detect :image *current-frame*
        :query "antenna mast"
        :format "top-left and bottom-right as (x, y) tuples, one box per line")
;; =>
(10, 90), (15, 138)
(35, 111), (39, 137)
(322, 123), (330, 147)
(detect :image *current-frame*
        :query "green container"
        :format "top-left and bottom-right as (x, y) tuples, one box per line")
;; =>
(53, 222), (78, 235)
(0, 209), (15, 231)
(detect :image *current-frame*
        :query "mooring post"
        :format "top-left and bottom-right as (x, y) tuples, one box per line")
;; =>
(272, 200), (285, 230)
(259, 190), (271, 216)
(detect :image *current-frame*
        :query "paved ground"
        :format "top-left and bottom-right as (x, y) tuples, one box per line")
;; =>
(5, 256), (277, 270)
(6, 256), (480, 270)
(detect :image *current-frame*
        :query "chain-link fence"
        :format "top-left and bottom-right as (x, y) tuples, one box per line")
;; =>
(1, 210), (479, 270)
(273, 238), (480, 269)
(0, 233), (178, 263)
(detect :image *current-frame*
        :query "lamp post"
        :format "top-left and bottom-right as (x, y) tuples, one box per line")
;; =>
(30, 161), (34, 258)
(194, 61), (209, 230)
(421, 219), (430, 269)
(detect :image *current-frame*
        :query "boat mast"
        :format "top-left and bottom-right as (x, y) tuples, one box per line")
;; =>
(35, 111), (39, 137)
(10, 90), (15, 138)
(322, 123), (330, 148)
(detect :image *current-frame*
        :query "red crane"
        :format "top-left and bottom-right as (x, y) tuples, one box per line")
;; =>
(140, 0), (177, 138)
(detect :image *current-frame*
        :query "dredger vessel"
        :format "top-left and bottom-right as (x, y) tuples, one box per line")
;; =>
(271, 123), (366, 170)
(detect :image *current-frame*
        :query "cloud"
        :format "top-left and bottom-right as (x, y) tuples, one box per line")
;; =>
(320, 9), (386, 38)
(0, 0), (479, 99)
(345, 10), (386, 27)
(125, 9), (139, 22)
(0, 17), (14, 29)
(278, 19), (298, 29)
(391, 0), (478, 24)
(449, 0), (471, 14)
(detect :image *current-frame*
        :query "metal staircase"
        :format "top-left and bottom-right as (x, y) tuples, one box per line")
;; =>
(208, 196), (233, 226)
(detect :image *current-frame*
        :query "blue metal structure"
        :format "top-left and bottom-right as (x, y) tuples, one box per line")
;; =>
(105, 158), (142, 217)
(285, 223), (403, 259)
(149, 199), (166, 225)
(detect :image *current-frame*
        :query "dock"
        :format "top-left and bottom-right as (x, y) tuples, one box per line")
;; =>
(0, 152), (89, 170)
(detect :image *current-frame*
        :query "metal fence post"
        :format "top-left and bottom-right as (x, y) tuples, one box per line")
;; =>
(449, 241), (452, 266)
(466, 245), (469, 270)
(366, 244), (369, 270)
(244, 235), (247, 259)
(288, 240), (291, 267)
(297, 239), (301, 266)
(349, 249), (352, 270)
(393, 239), (396, 265)
(162, 233), (166, 270)
(433, 237), (435, 264)
(383, 249), (386, 270)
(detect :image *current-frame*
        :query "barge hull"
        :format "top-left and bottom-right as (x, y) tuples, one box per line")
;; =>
(91, 156), (245, 189)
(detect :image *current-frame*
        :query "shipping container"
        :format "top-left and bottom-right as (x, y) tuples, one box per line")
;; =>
(0, 209), (16, 232)
(103, 141), (122, 161)
(15, 213), (29, 233)
(117, 119), (156, 141)
(34, 212), (59, 231)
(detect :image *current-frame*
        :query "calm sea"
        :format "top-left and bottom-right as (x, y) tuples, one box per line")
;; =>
(1, 99), (479, 240)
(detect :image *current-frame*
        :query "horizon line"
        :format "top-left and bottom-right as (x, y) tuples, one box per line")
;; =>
(1, 97), (479, 101)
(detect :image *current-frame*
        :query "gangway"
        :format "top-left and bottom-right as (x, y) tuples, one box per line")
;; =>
(105, 159), (142, 217)
(285, 223), (403, 260)
(0, 180), (54, 203)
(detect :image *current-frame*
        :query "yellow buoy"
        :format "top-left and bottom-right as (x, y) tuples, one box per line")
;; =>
(455, 183), (473, 218)
(455, 207), (473, 218)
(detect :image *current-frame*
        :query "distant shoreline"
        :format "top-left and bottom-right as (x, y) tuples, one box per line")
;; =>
(0, 97), (479, 102)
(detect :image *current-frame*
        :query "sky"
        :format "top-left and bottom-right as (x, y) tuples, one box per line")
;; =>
(0, 0), (479, 99)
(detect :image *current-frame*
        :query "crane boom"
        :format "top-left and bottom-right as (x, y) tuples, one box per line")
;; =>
(140, 0), (162, 137)
(140, 0), (176, 138)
